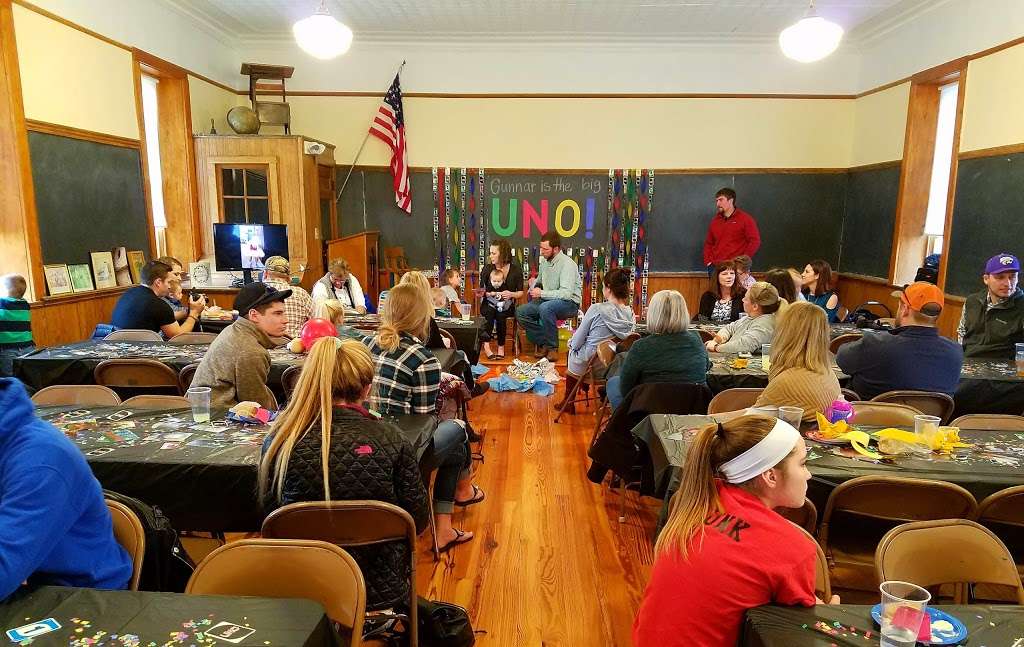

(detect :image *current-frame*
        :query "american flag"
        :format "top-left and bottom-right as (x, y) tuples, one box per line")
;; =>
(369, 74), (411, 213)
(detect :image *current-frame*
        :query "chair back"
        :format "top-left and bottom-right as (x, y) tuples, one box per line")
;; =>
(94, 359), (181, 395)
(121, 395), (191, 409)
(105, 499), (145, 591)
(696, 328), (716, 343)
(791, 524), (830, 602)
(835, 305), (850, 324)
(178, 363), (200, 393)
(951, 414), (1024, 431)
(849, 401), (921, 426)
(871, 390), (955, 423)
(382, 247), (410, 272)
(281, 365), (303, 402)
(104, 329), (164, 342)
(829, 333), (862, 355)
(438, 328), (458, 350)
(596, 339), (618, 367)
(31, 384), (121, 407)
(840, 387), (861, 402)
(168, 332), (217, 344)
(850, 301), (894, 319)
(707, 387), (764, 414)
(976, 486), (1024, 572)
(876, 519), (1024, 604)
(617, 332), (642, 353)
(187, 538), (366, 644)
(777, 498), (818, 535)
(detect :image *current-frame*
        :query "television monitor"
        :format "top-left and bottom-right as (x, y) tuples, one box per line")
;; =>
(213, 223), (289, 276)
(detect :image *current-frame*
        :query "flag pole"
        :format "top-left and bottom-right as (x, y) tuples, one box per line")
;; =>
(336, 60), (407, 203)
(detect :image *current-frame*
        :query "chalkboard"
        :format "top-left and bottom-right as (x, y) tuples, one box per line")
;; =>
(945, 151), (1024, 297)
(28, 132), (150, 266)
(838, 165), (900, 279)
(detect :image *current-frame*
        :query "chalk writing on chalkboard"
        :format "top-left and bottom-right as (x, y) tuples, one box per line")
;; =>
(488, 175), (604, 243)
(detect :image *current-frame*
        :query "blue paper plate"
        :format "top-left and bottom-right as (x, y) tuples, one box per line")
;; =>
(870, 604), (968, 645)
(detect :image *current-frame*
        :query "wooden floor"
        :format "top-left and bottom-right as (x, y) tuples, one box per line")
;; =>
(414, 354), (660, 647)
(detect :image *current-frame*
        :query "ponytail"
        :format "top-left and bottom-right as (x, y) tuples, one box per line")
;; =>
(375, 283), (432, 352)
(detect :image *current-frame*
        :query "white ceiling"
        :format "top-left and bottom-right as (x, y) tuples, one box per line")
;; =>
(165, 0), (925, 44)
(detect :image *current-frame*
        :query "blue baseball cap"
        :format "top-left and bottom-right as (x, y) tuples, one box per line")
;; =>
(984, 254), (1020, 275)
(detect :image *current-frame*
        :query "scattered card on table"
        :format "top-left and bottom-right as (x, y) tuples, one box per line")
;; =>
(106, 410), (132, 421)
(206, 622), (255, 643)
(191, 423), (228, 432)
(163, 432), (192, 442)
(160, 442), (182, 450)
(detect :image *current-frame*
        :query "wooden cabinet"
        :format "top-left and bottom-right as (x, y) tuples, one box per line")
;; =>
(326, 231), (379, 306)
(193, 135), (336, 291)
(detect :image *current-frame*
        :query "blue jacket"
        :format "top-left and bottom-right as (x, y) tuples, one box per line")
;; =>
(0, 378), (131, 599)
(835, 326), (964, 401)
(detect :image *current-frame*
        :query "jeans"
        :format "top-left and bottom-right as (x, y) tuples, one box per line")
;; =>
(0, 344), (34, 378)
(480, 301), (515, 346)
(606, 375), (625, 410)
(515, 298), (578, 349)
(424, 419), (470, 514)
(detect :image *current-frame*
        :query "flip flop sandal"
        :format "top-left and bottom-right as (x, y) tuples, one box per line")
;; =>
(454, 484), (485, 508)
(438, 528), (473, 553)
(485, 352), (497, 360)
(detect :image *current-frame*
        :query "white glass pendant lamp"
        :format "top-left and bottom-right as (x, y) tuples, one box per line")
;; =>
(779, 0), (844, 63)
(293, 0), (353, 60)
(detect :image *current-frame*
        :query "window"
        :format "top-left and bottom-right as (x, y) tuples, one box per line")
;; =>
(923, 81), (960, 255)
(140, 75), (166, 239)
(219, 166), (270, 224)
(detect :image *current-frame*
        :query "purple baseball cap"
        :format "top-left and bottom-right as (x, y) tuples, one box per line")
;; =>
(984, 253), (1020, 275)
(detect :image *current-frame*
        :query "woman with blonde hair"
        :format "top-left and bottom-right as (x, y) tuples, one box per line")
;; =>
(634, 414), (835, 646)
(259, 337), (429, 609)
(314, 299), (364, 340)
(705, 282), (786, 354)
(363, 283), (483, 551)
(400, 271), (446, 348)
(750, 300), (841, 421)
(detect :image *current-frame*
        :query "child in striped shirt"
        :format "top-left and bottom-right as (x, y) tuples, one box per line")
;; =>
(0, 275), (34, 377)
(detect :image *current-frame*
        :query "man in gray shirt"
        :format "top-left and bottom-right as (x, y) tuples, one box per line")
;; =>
(515, 231), (582, 361)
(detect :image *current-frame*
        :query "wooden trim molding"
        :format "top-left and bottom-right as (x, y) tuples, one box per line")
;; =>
(958, 142), (1024, 160)
(29, 284), (129, 307)
(25, 119), (140, 148)
(839, 273), (893, 286)
(249, 89), (857, 99)
(847, 160), (903, 173)
(340, 164), (854, 175)
(131, 55), (158, 259)
(936, 71), (968, 290)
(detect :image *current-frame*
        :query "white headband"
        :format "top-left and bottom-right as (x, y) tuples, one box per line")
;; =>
(719, 418), (801, 484)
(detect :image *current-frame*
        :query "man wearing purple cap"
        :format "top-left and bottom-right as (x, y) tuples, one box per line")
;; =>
(958, 253), (1024, 359)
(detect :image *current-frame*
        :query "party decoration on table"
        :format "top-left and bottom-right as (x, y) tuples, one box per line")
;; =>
(810, 412), (881, 458)
(875, 426), (971, 455)
(298, 317), (337, 351)
(825, 398), (855, 424)
(227, 401), (276, 424)
(870, 604), (968, 645)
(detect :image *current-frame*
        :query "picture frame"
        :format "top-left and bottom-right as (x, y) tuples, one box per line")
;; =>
(112, 246), (132, 286)
(68, 263), (95, 293)
(90, 251), (117, 289)
(43, 264), (72, 296)
(127, 250), (146, 284)
(189, 260), (213, 288)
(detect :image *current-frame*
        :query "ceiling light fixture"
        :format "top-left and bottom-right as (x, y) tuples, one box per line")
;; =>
(293, 0), (353, 60)
(779, 0), (843, 63)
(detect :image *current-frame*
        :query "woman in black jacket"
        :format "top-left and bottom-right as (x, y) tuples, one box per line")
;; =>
(695, 260), (745, 324)
(259, 337), (430, 611)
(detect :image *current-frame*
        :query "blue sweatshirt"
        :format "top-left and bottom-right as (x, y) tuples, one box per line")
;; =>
(835, 326), (964, 400)
(0, 378), (131, 599)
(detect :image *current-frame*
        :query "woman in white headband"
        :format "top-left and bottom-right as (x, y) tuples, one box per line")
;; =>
(634, 414), (837, 646)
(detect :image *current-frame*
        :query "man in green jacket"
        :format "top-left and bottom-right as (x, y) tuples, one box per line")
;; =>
(958, 253), (1024, 359)
(515, 231), (582, 361)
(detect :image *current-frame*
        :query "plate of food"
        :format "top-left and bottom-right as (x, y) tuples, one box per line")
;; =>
(870, 604), (968, 645)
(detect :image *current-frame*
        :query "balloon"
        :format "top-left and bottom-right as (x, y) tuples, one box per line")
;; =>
(299, 318), (337, 351)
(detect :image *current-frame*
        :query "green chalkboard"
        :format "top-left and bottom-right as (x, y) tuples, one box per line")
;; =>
(946, 151), (1024, 297)
(28, 132), (150, 266)
(838, 165), (900, 279)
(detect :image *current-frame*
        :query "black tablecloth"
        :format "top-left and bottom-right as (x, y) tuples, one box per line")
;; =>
(0, 585), (340, 646)
(742, 604), (1024, 646)
(707, 353), (850, 393)
(37, 405), (437, 532)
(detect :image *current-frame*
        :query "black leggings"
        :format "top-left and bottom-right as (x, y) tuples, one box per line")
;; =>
(480, 301), (516, 346)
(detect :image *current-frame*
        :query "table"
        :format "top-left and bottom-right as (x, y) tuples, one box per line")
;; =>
(707, 353), (850, 393)
(0, 585), (340, 646)
(742, 604), (1024, 646)
(346, 314), (485, 365)
(37, 405), (437, 532)
(636, 321), (867, 340)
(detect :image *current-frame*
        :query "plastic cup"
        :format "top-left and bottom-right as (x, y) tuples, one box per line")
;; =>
(778, 406), (804, 428)
(760, 344), (772, 372)
(879, 581), (931, 647)
(459, 303), (471, 321)
(186, 387), (211, 423)
(914, 414), (941, 445)
(1016, 342), (1024, 377)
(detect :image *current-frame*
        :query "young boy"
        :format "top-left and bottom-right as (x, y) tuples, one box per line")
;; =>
(440, 269), (461, 305)
(431, 288), (452, 317)
(163, 277), (189, 322)
(733, 255), (755, 290)
(0, 275), (35, 377)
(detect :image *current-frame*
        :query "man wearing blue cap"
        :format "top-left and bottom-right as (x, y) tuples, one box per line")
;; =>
(958, 253), (1024, 359)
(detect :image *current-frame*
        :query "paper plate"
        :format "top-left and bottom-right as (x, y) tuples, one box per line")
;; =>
(804, 429), (850, 445)
(870, 604), (968, 645)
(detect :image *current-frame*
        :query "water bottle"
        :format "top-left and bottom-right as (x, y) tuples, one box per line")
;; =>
(826, 398), (854, 425)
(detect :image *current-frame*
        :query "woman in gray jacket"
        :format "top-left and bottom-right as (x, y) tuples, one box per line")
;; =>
(705, 282), (787, 355)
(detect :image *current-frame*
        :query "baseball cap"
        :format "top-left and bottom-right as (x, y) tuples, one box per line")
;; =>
(234, 282), (292, 315)
(891, 282), (944, 316)
(984, 253), (1020, 275)
(264, 256), (290, 275)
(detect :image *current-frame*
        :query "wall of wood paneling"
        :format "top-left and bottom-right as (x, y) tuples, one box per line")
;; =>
(29, 286), (128, 347)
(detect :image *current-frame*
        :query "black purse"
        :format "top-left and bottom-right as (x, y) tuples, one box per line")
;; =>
(417, 598), (476, 647)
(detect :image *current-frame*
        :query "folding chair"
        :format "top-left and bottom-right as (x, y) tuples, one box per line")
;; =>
(554, 338), (615, 422)
(871, 390), (955, 424)
(849, 401), (921, 426)
(707, 388), (765, 414)
(168, 332), (217, 344)
(281, 365), (303, 402)
(777, 498), (818, 535)
(95, 359), (182, 398)
(951, 414), (1024, 431)
(976, 486), (1024, 581)
(829, 332), (862, 355)
(106, 499), (145, 591)
(178, 363), (200, 393)
(31, 384), (121, 407)
(104, 329), (163, 342)
(121, 395), (191, 409)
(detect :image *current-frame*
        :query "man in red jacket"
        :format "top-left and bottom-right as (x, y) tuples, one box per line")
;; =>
(703, 188), (761, 273)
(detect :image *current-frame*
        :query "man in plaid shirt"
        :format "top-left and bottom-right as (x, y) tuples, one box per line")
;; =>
(262, 256), (313, 339)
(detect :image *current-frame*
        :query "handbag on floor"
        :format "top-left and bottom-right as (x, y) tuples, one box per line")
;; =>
(418, 598), (476, 647)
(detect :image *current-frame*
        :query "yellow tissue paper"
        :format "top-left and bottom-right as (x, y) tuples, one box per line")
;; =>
(814, 412), (848, 439)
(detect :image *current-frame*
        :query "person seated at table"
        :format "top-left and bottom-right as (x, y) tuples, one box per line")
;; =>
(764, 268), (799, 305)
(0, 274), (35, 378)
(259, 337), (429, 609)
(312, 258), (367, 314)
(801, 260), (840, 322)
(191, 282), (290, 411)
(788, 267), (806, 302)
(401, 271), (446, 349)
(430, 287), (451, 318)
(440, 269), (462, 307)
(695, 260), (745, 324)
(734, 255), (756, 291)
(315, 299), (366, 341)
(958, 253), (1024, 359)
(0, 377), (132, 599)
(555, 268), (635, 414)
(163, 277), (188, 322)
(155, 255), (184, 283)
(705, 282), (785, 355)
(836, 282), (963, 400)
(606, 290), (709, 410)
(478, 239), (525, 361)
(261, 255), (314, 339)
(111, 261), (206, 338)
(362, 283), (483, 552)
(633, 414), (836, 646)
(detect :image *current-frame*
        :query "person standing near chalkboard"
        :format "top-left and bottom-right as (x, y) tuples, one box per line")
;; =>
(702, 188), (761, 273)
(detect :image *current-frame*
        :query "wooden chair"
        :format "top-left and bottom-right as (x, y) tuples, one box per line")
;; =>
(104, 329), (164, 342)
(94, 359), (182, 396)
(178, 363), (200, 393)
(829, 332), (862, 355)
(976, 486), (1024, 580)
(707, 387), (764, 414)
(186, 538), (366, 646)
(554, 338), (614, 422)
(871, 390), (955, 423)
(262, 501), (419, 644)
(840, 387), (861, 402)
(382, 247), (413, 287)
(31, 384), (121, 407)
(106, 499), (145, 591)
(777, 498), (818, 535)
(121, 395), (191, 409)
(876, 519), (1024, 604)
(168, 332), (217, 344)
(951, 414), (1024, 431)
(849, 401), (921, 426)
(281, 365), (302, 402)
(818, 475), (977, 592)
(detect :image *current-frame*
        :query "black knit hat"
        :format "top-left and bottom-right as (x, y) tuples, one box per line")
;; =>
(234, 282), (292, 315)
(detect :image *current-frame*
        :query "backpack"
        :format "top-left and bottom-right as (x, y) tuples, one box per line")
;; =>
(103, 490), (195, 592)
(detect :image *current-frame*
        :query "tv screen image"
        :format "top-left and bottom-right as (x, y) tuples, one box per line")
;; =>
(213, 223), (289, 272)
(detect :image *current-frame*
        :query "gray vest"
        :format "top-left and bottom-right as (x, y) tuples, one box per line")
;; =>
(962, 289), (1024, 359)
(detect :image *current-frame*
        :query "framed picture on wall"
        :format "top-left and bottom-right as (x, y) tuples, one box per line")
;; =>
(127, 250), (146, 284)
(112, 247), (132, 286)
(90, 251), (117, 289)
(43, 264), (72, 296)
(68, 264), (95, 293)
